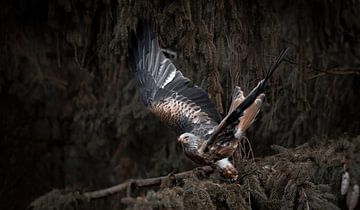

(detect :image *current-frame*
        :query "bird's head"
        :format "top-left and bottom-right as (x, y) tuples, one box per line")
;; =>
(178, 133), (199, 148)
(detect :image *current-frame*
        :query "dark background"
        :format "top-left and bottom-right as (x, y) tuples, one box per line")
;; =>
(0, 0), (359, 209)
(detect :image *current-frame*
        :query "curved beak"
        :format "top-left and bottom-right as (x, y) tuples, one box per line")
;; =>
(178, 137), (185, 144)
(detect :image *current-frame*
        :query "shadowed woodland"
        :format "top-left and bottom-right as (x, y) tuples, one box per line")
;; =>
(0, 0), (359, 209)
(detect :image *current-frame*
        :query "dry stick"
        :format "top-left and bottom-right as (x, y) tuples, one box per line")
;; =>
(311, 67), (360, 76)
(272, 68), (356, 93)
(83, 166), (214, 200)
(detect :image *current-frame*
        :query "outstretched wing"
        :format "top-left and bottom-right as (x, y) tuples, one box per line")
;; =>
(129, 21), (221, 136)
(235, 93), (264, 138)
(208, 88), (264, 158)
(227, 86), (265, 138)
(205, 47), (289, 148)
(228, 86), (245, 114)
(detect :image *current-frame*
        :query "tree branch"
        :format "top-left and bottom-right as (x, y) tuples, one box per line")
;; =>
(83, 166), (214, 199)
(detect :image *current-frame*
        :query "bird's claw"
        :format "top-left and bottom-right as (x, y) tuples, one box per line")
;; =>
(219, 174), (238, 183)
(219, 169), (238, 183)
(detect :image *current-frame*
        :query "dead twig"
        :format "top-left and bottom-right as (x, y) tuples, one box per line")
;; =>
(30, 166), (214, 209)
(83, 166), (214, 199)
(311, 67), (360, 76)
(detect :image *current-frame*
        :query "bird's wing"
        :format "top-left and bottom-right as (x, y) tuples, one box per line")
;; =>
(129, 21), (221, 136)
(228, 86), (245, 114)
(204, 47), (289, 148)
(234, 93), (265, 138)
(228, 86), (264, 138)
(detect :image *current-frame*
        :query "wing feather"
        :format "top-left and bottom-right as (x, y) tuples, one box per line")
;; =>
(228, 86), (245, 113)
(234, 93), (265, 139)
(204, 47), (289, 148)
(129, 21), (221, 136)
(228, 86), (264, 138)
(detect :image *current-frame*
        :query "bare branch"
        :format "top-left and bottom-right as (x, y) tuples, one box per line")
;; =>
(83, 166), (214, 199)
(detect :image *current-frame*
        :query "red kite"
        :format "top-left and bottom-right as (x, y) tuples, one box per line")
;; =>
(129, 21), (288, 180)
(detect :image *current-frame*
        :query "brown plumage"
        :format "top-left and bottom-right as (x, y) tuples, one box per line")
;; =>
(129, 21), (219, 168)
(129, 21), (220, 139)
(129, 21), (288, 180)
(228, 86), (246, 113)
(234, 91), (265, 139)
(209, 88), (265, 159)
(228, 86), (265, 139)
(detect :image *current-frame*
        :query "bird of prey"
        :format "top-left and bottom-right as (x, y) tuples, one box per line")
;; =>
(129, 21), (288, 180)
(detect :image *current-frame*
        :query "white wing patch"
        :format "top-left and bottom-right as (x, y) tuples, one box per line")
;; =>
(161, 65), (176, 88)
(207, 128), (215, 135)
